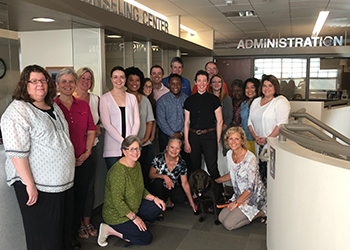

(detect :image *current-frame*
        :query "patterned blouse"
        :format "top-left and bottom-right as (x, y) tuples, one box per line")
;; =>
(151, 152), (187, 187)
(227, 150), (267, 221)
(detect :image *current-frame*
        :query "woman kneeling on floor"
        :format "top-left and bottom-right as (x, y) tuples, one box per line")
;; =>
(216, 127), (267, 230)
(149, 138), (197, 220)
(98, 135), (166, 247)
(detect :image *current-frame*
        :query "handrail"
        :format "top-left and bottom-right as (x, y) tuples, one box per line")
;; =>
(279, 124), (350, 160)
(324, 99), (350, 109)
(291, 109), (350, 146)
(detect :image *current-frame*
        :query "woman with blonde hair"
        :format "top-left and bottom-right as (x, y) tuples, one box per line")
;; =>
(73, 67), (100, 239)
(216, 127), (267, 230)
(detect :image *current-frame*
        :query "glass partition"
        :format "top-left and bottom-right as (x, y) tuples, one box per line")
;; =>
(133, 40), (148, 77)
(72, 22), (103, 95)
(105, 33), (124, 91)
(0, 3), (17, 117)
(152, 44), (163, 69)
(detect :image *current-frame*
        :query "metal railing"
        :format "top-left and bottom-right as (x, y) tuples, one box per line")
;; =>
(324, 99), (350, 109)
(278, 109), (350, 161)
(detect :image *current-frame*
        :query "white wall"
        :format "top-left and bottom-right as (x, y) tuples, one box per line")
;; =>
(322, 105), (350, 139)
(290, 101), (324, 120)
(19, 30), (73, 69)
(182, 56), (213, 89)
(267, 138), (350, 250)
(19, 29), (104, 96)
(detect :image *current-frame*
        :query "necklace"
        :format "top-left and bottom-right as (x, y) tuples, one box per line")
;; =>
(165, 153), (177, 171)
(233, 149), (244, 163)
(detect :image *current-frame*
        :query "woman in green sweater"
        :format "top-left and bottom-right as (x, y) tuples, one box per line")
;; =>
(98, 135), (166, 247)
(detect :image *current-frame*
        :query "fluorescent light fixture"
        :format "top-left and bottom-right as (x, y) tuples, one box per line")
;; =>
(312, 11), (329, 37)
(124, 0), (167, 21)
(107, 35), (122, 38)
(180, 24), (196, 36)
(32, 17), (55, 22)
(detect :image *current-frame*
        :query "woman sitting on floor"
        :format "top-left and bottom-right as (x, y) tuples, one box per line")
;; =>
(216, 127), (267, 230)
(98, 135), (166, 247)
(149, 138), (197, 220)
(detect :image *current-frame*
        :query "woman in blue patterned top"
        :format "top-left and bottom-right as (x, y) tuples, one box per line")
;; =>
(149, 138), (197, 220)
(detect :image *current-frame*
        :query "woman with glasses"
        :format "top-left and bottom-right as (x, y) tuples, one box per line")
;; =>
(55, 68), (96, 249)
(98, 135), (165, 247)
(1, 65), (75, 250)
(73, 67), (100, 239)
(209, 74), (233, 157)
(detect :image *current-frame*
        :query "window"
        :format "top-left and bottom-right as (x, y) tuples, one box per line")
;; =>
(254, 58), (307, 100)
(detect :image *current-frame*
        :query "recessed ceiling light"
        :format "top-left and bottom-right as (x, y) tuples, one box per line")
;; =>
(107, 35), (122, 38)
(32, 17), (55, 22)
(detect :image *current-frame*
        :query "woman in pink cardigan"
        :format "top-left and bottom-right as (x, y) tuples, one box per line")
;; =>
(100, 66), (140, 169)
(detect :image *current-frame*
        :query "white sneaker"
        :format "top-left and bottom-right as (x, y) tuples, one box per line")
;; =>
(97, 223), (109, 247)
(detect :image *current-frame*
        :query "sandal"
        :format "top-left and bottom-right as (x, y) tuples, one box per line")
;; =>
(78, 226), (89, 239)
(86, 224), (98, 237)
(261, 216), (267, 224)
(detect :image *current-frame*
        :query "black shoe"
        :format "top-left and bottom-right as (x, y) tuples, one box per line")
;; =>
(156, 214), (164, 222)
(70, 237), (81, 250)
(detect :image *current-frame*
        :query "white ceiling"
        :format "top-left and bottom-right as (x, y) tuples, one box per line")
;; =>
(1, 0), (349, 52)
(136, 0), (350, 48)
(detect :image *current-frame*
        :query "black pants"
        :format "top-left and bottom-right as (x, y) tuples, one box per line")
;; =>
(158, 128), (193, 178)
(158, 128), (169, 153)
(72, 154), (95, 237)
(110, 199), (163, 246)
(14, 181), (74, 250)
(139, 145), (150, 189)
(83, 146), (97, 217)
(189, 130), (220, 179)
(150, 178), (186, 204)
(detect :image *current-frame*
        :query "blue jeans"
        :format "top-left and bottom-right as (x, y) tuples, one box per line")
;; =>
(104, 156), (122, 170)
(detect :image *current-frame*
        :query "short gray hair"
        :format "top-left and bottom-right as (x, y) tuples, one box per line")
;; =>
(121, 135), (142, 151)
(56, 68), (77, 84)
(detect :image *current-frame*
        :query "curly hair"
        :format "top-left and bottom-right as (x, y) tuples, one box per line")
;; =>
(224, 127), (248, 150)
(125, 66), (145, 91)
(13, 65), (56, 106)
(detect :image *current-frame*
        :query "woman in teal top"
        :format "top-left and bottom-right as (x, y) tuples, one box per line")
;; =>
(98, 135), (166, 247)
(240, 78), (260, 153)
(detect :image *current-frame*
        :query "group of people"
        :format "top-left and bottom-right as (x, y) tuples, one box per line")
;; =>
(1, 57), (291, 250)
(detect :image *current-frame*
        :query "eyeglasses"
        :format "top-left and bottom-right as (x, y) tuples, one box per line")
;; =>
(28, 79), (48, 84)
(206, 68), (216, 71)
(143, 85), (152, 89)
(125, 147), (142, 152)
(81, 76), (92, 81)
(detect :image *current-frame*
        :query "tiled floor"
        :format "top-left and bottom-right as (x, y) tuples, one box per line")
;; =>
(80, 203), (267, 250)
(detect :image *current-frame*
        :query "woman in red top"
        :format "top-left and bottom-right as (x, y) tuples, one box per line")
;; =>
(55, 68), (96, 249)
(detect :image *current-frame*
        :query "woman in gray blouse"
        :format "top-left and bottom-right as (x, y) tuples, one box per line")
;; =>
(1, 65), (75, 250)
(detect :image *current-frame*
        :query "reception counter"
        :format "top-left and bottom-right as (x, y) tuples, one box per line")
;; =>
(267, 138), (350, 250)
